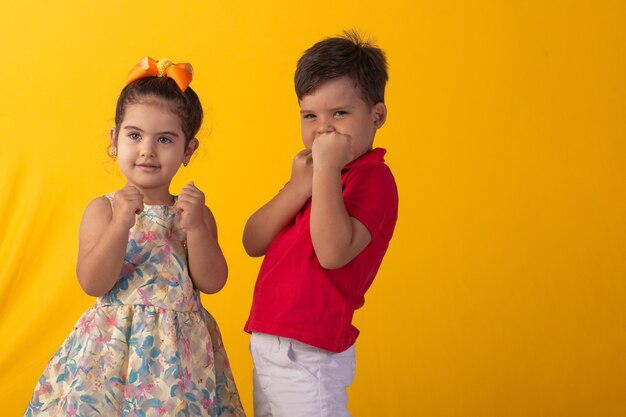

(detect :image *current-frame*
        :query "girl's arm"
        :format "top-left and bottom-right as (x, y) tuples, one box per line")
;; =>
(186, 206), (228, 294)
(242, 149), (313, 257)
(76, 186), (143, 296)
(176, 183), (227, 294)
(310, 132), (371, 269)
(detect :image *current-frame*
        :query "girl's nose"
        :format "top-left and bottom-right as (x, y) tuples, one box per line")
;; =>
(140, 141), (156, 156)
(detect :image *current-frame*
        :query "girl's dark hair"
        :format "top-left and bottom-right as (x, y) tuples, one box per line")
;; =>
(294, 30), (388, 106)
(114, 77), (203, 143)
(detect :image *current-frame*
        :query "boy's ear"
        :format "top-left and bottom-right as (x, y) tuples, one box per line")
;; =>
(183, 138), (199, 163)
(373, 102), (387, 128)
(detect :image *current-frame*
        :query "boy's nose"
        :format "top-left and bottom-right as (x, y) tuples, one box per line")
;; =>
(316, 123), (336, 134)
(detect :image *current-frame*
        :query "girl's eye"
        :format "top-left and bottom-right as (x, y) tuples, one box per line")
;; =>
(157, 137), (172, 144)
(129, 132), (141, 140)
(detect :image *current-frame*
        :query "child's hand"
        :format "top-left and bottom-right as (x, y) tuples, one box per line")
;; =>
(288, 149), (313, 198)
(175, 182), (207, 233)
(312, 131), (354, 171)
(112, 185), (144, 229)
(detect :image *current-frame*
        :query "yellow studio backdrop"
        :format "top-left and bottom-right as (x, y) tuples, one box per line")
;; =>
(1, 1), (625, 416)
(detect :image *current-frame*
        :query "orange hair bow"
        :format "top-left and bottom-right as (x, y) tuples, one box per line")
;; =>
(126, 57), (194, 91)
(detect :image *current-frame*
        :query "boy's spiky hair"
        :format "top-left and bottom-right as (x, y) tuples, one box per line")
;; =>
(295, 30), (388, 106)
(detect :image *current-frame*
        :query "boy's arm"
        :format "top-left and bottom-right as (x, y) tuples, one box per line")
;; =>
(77, 186), (143, 296)
(310, 133), (372, 269)
(176, 182), (228, 294)
(243, 149), (313, 257)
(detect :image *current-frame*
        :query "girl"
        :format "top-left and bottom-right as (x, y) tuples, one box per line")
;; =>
(24, 57), (245, 417)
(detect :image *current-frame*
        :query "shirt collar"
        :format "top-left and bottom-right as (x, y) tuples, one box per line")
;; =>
(343, 147), (387, 171)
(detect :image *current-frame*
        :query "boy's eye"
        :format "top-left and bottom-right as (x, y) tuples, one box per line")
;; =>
(157, 137), (172, 144)
(333, 110), (348, 117)
(302, 113), (316, 120)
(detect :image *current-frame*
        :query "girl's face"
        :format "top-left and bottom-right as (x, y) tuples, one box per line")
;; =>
(111, 101), (197, 196)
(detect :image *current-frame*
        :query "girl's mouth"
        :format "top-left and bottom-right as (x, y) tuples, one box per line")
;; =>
(135, 164), (160, 171)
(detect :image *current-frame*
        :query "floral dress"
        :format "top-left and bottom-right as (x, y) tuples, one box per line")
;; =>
(24, 195), (246, 417)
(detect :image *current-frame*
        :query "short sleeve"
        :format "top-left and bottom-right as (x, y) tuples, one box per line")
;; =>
(342, 163), (398, 239)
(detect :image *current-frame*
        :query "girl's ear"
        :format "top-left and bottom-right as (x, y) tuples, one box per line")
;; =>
(183, 138), (199, 164)
(372, 102), (387, 129)
(109, 128), (118, 155)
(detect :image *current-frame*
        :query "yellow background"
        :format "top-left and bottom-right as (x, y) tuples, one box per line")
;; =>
(1, 1), (625, 416)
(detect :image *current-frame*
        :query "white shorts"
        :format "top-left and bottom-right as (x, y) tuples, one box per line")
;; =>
(250, 332), (356, 417)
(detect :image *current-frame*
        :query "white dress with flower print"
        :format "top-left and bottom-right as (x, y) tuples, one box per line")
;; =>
(24, 194), (246, 417)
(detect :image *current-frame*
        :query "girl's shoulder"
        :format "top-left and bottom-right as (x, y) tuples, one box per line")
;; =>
(83, 194), (114, 219)
(78, 195), (115, 247)
(103, 192), (115, 204)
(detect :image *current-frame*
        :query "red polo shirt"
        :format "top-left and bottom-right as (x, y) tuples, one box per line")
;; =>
(244, 148), (398, 352)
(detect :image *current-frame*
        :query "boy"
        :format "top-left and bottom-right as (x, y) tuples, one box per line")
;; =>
(243, 31), (398, 417)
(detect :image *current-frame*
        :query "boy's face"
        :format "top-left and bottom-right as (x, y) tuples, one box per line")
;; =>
(299, 76), (386, 163)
